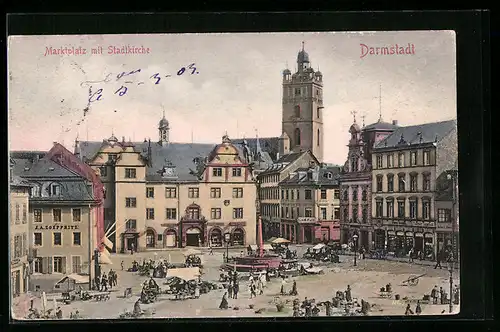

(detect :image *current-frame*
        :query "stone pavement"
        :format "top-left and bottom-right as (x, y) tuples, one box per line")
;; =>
(13, 247), (460, 320)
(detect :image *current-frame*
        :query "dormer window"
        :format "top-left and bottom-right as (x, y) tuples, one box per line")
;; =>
(51, 184), (61, 196)
(31, 185), (41, 197)
(108, 154), (118, 162)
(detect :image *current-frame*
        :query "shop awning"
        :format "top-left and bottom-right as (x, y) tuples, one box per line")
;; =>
(55, 274), (89, 285)
(405, 231), (414, 237)
(387, 231), (396, 236)
(415, 232), (424, 237)
(183, 248), (202, 256)
(396, 231), (404, 236)
(166, 267), (201, 281)
(312, 243), (326, 250)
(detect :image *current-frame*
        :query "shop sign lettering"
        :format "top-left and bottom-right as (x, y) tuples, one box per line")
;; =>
(34, 224), (79, 230)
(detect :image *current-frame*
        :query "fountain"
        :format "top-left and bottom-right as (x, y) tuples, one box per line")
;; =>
(223, 216), (283, 272)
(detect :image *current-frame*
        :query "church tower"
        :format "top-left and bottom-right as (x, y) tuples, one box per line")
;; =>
(281, 42), (324, 162)
(158, 111), (170, 146)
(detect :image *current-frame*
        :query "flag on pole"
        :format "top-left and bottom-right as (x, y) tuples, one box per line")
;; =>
(99, 247), (113, 265)
(102, 235), (113, 249)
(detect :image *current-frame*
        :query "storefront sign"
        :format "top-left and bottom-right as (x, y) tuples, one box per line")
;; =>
(229, 222), (246, 227)
(161, 223), (177, 227)
(396, 231), (404, 236)
(34, 224), (79, 230)
(298, 217), (317, 224)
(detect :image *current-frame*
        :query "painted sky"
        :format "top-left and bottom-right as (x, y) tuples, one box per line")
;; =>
(8, 31), (456, 164)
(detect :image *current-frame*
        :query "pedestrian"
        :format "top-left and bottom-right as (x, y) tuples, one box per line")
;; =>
(233, 282), (239, 299)
(250, 283), (257, 298)
(257, 278), (264, 295)
(409, 248), (414, 263)
(227, 282), (233, 299)
(56, 307), (63, 319)
(434, 250), (443, 269)
(219, 292), (229, 309)
(290, 280), (298, 296)
(280, 276), (286, 295)
(325, 301), (332, 316)
(405, 303), (414, 315)
(209, 247), (214, 255)
(415, 300), (422, 315)
(121, 261), (124, 271)
(453, 285), (460, 305)
(431, 286), (438, 304)
(345, 285), (352, 302)
(439, 287), (444, 304)
(95, 275), (101, 291)
(194, 284), (200, 299)
(101, 273), (108, 291)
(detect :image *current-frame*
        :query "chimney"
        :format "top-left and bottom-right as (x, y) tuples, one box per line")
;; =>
(392, 120), (398, 125)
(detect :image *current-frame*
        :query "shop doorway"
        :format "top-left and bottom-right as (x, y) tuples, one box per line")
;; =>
(303, 226), (314, 243)
(12, 271), (20, 297)
(210, 228), (223, 247)
(164, 230), (177, 248)
(360, 231), (369, 249)
(186, 227), (201, 247)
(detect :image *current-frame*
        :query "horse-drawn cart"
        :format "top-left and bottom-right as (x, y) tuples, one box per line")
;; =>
(401, 274), (426, 286)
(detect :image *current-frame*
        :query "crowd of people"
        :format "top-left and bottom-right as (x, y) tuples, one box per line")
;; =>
(94, 270), (118, 292)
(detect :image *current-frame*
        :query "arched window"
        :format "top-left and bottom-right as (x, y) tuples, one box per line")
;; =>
(362, 190), (368, 201)
(294, 128), (301, 146)
(146, 229), (156, 248)
(317, 129), (320, 146)
(294, 105), (301, 118)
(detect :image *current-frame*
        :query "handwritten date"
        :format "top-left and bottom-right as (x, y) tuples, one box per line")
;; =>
(87, 63), (198, 103)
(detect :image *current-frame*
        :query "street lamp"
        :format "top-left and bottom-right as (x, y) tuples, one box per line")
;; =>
(224, 233), (231, 263)
(446, 170), (458, 263)
(26, 249), (34, 292)
(352, 233), (358, 266)
(447, 259), (454, 313)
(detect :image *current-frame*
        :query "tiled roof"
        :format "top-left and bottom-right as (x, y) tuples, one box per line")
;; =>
(9, 154), (95, 202)
(280, 166), (341, 186)
(363, 120), (399, 131)
(16, 158), (82, 178)
(78, 136), (280, 182)
(29, 181), (95, 202)
(10, 175), (31, 187)
(374, 119), (457, 149)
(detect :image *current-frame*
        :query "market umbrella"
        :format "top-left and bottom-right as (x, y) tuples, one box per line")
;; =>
(271, 238), (291, 244)
(266, 237), (278, 243)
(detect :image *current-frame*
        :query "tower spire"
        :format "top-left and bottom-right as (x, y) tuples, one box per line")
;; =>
(378, 83), (382, 122)
(350, 110), (358, 123)
(361, 114), (366, 127)
(302, 41), (305, 51)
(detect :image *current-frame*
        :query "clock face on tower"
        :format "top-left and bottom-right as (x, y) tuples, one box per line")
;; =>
(164, 167), (174, 176)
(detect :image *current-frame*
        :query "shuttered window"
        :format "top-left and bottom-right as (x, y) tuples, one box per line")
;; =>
(72, 256), (81, 274)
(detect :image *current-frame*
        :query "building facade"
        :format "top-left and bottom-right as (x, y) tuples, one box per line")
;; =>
(77, 128), (260, 252)
(370, 119), (457, 258)
(257, 151), (320, 240)
(10, 149), (98, 279)
(10, 173), (31, 297)
(281, 44), (324, 162)
(339, 117), (398, 249)
(279, 165), (341, 244)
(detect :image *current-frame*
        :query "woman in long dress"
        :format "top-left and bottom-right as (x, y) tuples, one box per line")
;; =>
(219, 292), (229, 309)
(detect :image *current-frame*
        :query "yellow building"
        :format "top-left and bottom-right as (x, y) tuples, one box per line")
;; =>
(77, 127), (259, 252)
(10, 153), (97, 279)
(257, 150), (319, 240)
(10, 172), (31, 297)
(279, 165), (341, 243)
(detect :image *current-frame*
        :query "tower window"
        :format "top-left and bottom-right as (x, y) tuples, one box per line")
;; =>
(294, 128), (301, 146)
(317, 129), (320, 146)
(317, 107), (321, 119)
(294, 105), (300, 118)
(294, 88), (301, 96)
